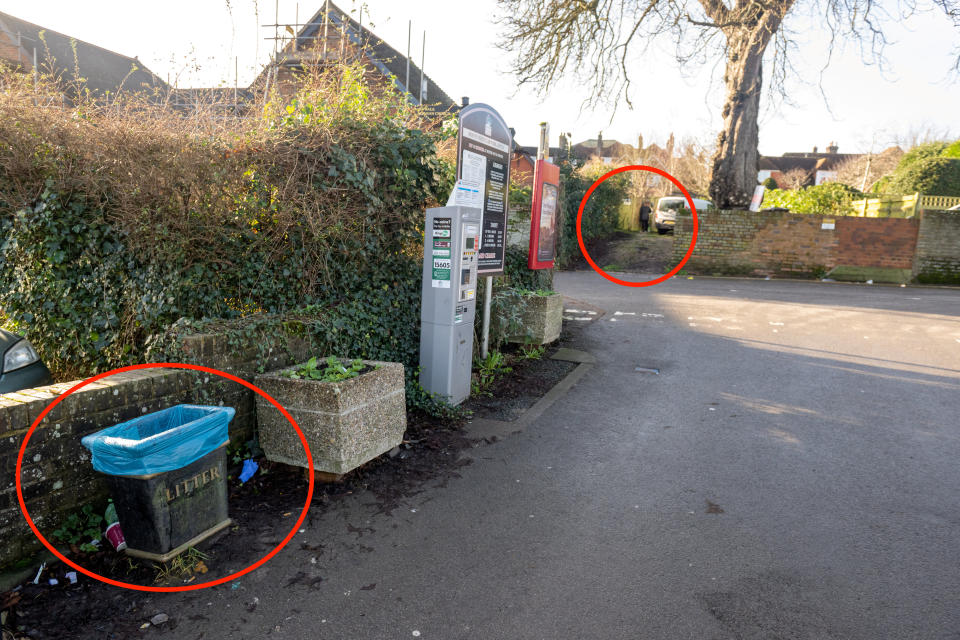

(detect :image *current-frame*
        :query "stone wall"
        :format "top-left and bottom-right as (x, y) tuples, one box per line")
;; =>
(914, 210), (960, 284)
(0, 329), (311, 568)
(670, 209), (947, 283)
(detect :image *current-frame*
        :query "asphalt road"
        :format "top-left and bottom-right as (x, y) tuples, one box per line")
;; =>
(179, 274), (960, 639)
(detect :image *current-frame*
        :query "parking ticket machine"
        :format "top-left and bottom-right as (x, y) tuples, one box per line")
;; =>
(419, 206), (482, 405)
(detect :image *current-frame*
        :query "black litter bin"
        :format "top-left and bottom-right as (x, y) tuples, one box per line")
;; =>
(82, 404), (235, 562)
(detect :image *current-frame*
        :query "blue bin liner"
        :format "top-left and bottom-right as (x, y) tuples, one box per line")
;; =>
(81, 404), (235, 476)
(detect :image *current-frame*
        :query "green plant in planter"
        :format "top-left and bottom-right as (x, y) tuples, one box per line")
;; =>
(52, 504), (104, 553)
(282, 356), (368, 382)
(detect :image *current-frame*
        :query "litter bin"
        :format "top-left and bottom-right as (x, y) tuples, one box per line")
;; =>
(81, 404), (235, 562)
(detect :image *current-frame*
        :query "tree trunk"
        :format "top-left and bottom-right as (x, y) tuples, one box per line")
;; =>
(709, 32), (768, 209)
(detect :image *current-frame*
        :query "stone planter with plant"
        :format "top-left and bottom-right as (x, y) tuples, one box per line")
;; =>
(254, 356), (406, 476)
(505, 289), (563, 345)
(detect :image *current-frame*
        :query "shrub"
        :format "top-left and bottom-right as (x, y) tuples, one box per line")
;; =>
(762, 177), (779, 190)
(761, 183), (865, 215)
(895, 141), (950, 172)
(885, 157), (960, 197)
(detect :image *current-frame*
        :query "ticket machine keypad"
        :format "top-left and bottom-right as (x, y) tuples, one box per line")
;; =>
(459, 224), (479, 303)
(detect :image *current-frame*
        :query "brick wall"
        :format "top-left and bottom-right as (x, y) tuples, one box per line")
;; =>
(671, 209), (838, 277)
(914, 210), (960, 284)
(837, 217), (918, 269)
(0, 328), (311, 568)
(1, 369), (197, 565)
(672, 209), (933, 281)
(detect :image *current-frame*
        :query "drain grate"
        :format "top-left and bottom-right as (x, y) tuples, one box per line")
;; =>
(635, 366), (660, 375)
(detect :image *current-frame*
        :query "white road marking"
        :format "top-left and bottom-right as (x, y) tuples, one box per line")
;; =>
(614, 311), (636, 316)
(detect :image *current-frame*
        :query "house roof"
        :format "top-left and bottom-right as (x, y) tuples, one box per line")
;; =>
(518, 145), (564, 159)
(760, 149), (860, 174)
(285, 2), (457, 115)
(571, 138), (635, 160)
(0, 11), (165, 97)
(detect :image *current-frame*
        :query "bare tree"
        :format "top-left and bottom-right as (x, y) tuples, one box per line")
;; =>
(495, 0), (960, 208)
(779, 167), (812, 189)
(834, 146), (904, 191)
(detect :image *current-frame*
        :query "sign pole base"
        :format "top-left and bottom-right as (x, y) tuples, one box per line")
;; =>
(481, 276), (493, 359)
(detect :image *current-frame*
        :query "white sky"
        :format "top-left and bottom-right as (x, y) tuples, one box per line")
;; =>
(1, 0), (957, 155)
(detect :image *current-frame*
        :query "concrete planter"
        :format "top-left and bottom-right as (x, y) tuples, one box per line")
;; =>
(254, 360), (406, 475)
(507, 293), (563, 345)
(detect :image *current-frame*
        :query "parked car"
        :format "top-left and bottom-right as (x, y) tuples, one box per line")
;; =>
(948, 204), (960, 211)
(653, 196), (713, 234)
(0, 329), (52, 393)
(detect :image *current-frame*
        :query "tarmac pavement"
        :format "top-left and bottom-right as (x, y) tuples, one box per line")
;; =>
(175, 274), (960, 639)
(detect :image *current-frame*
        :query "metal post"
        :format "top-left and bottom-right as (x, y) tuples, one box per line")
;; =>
(538, 122), (549, 161)
(273, 0), (279, 58)
(340, 16), (346, 57)
(263, 63), (271, 109)
(405, 20), (411, 95)
(420, 31), (426, 103)
(33, 47), (38, 90)
(294, 4), (299, 52)
(322, 0), (329, 58)
(481, 276), (493, 359)
(234, 56), (238, 110)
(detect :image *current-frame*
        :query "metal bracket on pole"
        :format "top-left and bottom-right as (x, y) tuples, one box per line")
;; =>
(481, 276), (493, 359)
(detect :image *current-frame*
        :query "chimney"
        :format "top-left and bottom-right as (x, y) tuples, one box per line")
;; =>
(812, 145), (818, 154)
(826, 141), (838, 154)
(597, 131), (603, 155)
(461, 96), (469, 107)
(559, 133), (567, 156)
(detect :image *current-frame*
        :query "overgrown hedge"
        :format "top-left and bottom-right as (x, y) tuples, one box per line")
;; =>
(0, 64), (464, 412)
(557, 163), (626, 266)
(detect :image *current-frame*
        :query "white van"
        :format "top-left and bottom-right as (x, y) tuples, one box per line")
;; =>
(653, 196), (712, 234)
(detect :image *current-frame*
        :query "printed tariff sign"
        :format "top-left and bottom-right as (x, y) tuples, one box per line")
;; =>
(455, 104), (512, 276)
(431, 218), (452, 288)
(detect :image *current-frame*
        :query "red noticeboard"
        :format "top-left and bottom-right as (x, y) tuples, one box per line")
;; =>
(528, 159), (560, 270)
